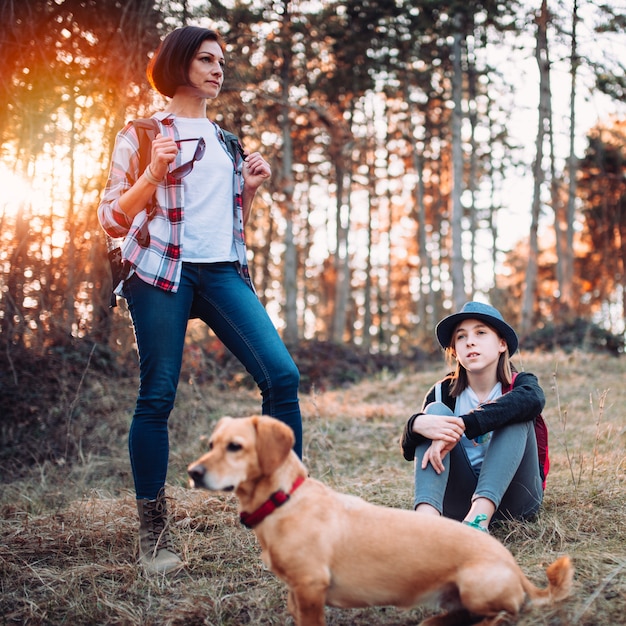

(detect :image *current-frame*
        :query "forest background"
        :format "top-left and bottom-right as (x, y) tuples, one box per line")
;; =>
(1, 2), (626, 625)
(1, 0), (626, 451)
(1, 0), (625, 361)
(1, 0), (626, 467)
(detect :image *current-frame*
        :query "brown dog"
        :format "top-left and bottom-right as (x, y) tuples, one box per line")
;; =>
(188, 415), (573, 626)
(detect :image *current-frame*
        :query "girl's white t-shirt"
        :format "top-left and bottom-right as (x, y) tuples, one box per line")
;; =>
(455, 382), (503, 470)
(175, 118), (238, 263)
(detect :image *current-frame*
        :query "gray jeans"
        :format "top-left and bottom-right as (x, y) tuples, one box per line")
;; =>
(413, 402), (543, 522)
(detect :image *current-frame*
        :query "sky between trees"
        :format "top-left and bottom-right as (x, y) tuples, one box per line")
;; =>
(1, 0), (625, 356)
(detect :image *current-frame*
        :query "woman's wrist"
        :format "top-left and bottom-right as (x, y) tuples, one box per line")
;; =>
(143, 164), (163, 186)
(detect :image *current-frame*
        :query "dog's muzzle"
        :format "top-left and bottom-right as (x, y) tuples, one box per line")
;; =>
(188, 464), (207, 489)
(187, 465), (235, 491)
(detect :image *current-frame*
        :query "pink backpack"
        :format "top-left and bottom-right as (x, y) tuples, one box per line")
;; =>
(505, 372), (550, 490)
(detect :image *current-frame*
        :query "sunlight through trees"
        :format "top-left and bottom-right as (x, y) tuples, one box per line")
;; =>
(1, 0), (625, 357)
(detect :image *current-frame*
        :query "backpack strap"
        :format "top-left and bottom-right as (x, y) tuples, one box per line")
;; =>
(435, 382), (442, 403)
(435, 378), (457, 412)
(131, 118), (160, 174)
(107, 118), (159, 308)
(221, 128), (245, 162)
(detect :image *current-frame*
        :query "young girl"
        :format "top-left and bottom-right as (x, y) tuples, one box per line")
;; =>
(99, 26), (302, 574)
(401, 301), (545, 532)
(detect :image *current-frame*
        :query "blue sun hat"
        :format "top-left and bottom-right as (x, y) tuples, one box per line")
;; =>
(435, 301), (518, 355)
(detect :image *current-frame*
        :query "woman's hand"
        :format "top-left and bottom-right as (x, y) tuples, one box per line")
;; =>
(411, 413), (465, 443)
(148, 133), (178, 180)
(242, 152), (271, 189)
(421, 439), (456, 474)
(118, 133), (177, 218)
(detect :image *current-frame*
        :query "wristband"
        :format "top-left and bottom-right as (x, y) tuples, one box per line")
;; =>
(143, 165), (162, 186)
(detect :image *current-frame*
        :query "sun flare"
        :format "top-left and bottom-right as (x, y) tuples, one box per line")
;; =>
(0, 163), (33, 218)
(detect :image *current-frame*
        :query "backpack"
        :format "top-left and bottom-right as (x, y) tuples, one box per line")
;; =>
(106, 118), (243, 307)
(506, 372), (550, 490)
(435, 373), (550, 490)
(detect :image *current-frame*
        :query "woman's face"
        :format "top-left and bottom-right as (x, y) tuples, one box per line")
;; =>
(452, 319), (506, 374)
(183, 39), (224, 99)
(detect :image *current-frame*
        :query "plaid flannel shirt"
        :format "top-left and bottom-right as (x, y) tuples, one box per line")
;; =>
(98, 112), (254, 295)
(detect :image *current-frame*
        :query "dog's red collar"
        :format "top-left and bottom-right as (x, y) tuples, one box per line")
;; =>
(240, 476), (306, 529)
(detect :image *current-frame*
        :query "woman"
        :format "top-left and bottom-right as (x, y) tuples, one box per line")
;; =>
(400, 301), (546, 532)
(98, 26), (302, 574)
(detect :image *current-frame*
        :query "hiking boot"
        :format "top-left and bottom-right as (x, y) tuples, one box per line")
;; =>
(136, 487), (183, 574)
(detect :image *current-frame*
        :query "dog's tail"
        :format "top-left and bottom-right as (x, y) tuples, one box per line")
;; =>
(523, 555), (574, 605)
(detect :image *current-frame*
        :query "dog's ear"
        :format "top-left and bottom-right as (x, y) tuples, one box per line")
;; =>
(252, 415), (295, 475)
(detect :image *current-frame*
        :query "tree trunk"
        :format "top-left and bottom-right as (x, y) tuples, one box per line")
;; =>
(450, 18), (466, 309)
(279, 1), (298, 346)
(331, 162), (351, 343)
(64, 99), (77, 338)
(326, 102), (354, 344)
(467, 35), (478, 298)
(562, 0), (579, 311)
(411, 119), (432, 339)
(362, 134), (375, 351)
(521, 0), (551, 337)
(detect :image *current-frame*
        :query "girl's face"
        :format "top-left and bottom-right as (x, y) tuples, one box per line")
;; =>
(452, 319), (507, 374)
(183, 39), (224, 99)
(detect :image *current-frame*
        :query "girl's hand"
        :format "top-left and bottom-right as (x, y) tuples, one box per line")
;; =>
(421, 439), (455, 474)
(149, 133), (178, 179)
(411, 413), (465, 443)
(242, 152), (271, 189)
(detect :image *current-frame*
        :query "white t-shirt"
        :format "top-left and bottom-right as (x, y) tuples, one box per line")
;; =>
(455, 382), (502, 470)
(175, 118), (238, 263)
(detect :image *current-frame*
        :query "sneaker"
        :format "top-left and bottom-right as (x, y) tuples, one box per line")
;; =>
(463, 513), (489, 533)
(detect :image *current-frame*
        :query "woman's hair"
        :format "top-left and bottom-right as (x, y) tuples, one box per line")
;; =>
(147, 26), (222, 98)
(446, 321), (513, 397)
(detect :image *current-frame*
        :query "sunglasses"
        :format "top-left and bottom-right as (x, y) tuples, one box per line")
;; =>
(169, 137), (206, 179)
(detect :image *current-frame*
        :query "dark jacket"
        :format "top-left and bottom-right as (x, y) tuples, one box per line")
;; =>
(400, 371), (545, 462)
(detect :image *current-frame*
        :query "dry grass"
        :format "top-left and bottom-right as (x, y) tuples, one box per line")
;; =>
(1, 350), (625, 625)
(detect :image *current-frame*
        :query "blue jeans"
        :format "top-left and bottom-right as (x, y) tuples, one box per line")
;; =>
(413, 402), (543, 523)
(123, 262), (302, 499)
